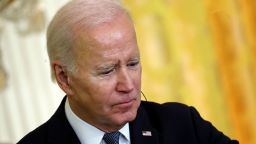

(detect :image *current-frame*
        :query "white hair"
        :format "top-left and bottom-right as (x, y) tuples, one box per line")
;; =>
(47, 0), (129, 73)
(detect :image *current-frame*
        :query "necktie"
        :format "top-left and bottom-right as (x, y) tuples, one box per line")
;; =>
(103, 131), (121, 144)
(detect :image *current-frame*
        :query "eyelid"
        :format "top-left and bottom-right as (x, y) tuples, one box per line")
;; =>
(96, 64), (115, 70)
(128, 58), (140, 64)
(96, 64), (116, 75)
(128, 61), (139, 65)
(127, 60), (140, 69)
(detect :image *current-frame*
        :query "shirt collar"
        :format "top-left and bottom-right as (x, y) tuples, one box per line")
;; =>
(65, 98), (130, 144)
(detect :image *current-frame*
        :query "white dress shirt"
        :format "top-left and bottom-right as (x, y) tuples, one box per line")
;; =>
(65, 99), (130, 144)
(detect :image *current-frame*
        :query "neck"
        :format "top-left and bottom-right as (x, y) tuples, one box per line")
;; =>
(68, 97), (125, 133)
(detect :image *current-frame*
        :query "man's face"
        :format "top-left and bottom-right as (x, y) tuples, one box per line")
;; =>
(67, 14), (141, 132)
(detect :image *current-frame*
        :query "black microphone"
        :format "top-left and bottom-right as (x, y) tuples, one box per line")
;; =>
(141, 91), (147, 101)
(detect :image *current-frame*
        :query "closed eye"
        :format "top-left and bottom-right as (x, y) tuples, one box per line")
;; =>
(100, 68), (115, 75)
(96, 64), (116, 76)
(127, 60), (140, 68)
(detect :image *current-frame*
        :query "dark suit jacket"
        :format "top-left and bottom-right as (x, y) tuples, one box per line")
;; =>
(18, 97), (239, 144)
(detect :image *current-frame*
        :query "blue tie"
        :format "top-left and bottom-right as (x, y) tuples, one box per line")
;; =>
(103, 131), (120, 144)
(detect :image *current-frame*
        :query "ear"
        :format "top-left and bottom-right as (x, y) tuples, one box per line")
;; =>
(52, 62), (74, 95)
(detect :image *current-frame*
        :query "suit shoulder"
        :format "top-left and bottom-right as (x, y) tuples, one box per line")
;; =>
(140, 101), (196, 125)
(17, 122), (49, 144)
(141, 101), (190, 115)
(141, 100), (189, 108)
(140, 101), (239, 143)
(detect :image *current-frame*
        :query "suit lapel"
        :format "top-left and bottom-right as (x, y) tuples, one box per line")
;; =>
(129, 103), (159, 144)
(47, 97), (81, 144)
(46, 97), (159, 144)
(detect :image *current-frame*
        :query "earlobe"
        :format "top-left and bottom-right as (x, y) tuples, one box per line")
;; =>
(52, 62), (74, 95)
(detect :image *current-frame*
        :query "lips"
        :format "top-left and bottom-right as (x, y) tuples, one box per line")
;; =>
(121, 97), (136, 104)
(114, 98), (136, 110)
(120, 99), (134, 105)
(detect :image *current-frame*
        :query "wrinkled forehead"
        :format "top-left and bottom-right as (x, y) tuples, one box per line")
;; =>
(72, 12), (137, 53)
(69, 13), (140, 69)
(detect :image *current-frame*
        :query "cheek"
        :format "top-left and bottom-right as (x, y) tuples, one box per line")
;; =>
(89, 81), (116, 103)
(133, 71), (142, 89)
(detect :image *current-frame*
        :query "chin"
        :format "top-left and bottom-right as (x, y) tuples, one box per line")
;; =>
(114, 99), (140, 126)
(118, 109), (138, 125)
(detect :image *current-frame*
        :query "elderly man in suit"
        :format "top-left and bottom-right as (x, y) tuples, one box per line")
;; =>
(18, 0), (238, 143)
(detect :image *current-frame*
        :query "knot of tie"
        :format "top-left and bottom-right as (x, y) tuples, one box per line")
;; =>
(103, 131), (121, 144)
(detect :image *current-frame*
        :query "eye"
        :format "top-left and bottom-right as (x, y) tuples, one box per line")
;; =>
(100, 68), (115, 75)
(127, 60), (140, 67)
(97, 65), (116, 76)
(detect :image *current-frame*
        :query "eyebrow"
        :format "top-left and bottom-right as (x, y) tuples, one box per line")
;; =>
(94, 54), (140, 70)
(129, 56), (140, 61)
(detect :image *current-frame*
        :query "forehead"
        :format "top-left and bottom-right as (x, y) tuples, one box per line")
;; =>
(74, 13), (138, 54)
(90, 13), (135, 46)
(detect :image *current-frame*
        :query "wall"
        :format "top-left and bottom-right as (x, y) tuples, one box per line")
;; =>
(0, 0), (68, 143)
(1, 0), (255, 143)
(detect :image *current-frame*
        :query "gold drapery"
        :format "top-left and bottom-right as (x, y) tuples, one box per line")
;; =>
(123, 0), (256, 144)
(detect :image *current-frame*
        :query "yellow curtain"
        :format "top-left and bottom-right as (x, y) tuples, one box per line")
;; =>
(123, 0), (256, 144)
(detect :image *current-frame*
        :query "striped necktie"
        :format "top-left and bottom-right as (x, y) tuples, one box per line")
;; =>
(103, 131), (121, 144)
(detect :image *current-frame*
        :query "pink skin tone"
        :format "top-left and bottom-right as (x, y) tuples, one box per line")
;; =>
(53, 13), (141, 132)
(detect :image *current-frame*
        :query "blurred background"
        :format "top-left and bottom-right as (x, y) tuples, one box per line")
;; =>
(0, 0), (255, 143)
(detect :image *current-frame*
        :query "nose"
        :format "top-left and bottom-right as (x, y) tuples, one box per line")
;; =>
(116, 68), (134, 93)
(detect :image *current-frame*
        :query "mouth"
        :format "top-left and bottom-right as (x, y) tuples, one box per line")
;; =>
(114, 98), (137, 110)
